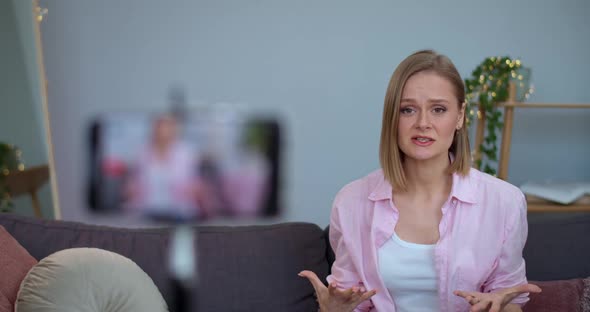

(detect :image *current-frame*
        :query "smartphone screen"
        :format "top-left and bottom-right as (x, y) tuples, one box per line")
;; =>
(87, 111), (281, 222)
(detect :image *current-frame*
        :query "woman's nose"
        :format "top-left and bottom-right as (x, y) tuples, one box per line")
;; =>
(415, 111), (431, 129)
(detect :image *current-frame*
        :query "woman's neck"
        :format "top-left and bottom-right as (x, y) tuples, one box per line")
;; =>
(152, 140), (174, 160)
(401, 153), (452, 200)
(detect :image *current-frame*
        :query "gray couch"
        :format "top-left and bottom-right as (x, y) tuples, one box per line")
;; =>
(1, 213), (589, 311)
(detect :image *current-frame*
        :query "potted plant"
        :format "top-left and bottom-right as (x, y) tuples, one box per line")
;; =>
(465, 56), (532, 175)
(0, 142), (23, 212)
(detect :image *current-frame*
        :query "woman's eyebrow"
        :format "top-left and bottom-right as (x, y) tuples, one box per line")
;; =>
(400, 98), (450, 104)
(428, 98), (450, 104)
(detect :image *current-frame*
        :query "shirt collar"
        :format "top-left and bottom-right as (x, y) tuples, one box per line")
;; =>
(368, 174), (392, 201)
(368, 156), (477, 204)
(450, 170), (477, 204)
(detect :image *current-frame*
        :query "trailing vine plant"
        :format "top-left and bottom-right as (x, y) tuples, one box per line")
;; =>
(464, 56), (532, 175)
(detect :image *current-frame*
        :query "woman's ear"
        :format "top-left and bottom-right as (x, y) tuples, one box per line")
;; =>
(456, 102), (466, 130)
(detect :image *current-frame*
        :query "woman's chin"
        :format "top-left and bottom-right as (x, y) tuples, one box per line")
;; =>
(403, 150), (446, 162)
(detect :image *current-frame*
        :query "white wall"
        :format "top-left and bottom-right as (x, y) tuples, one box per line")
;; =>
(39, 0), (590, 227)
(12, 0), (46, 151)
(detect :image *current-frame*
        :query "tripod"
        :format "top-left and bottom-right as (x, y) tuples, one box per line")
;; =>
(168, 225), (197, 312)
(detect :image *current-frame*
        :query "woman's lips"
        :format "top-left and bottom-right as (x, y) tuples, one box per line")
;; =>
(412, 136), (435, 147)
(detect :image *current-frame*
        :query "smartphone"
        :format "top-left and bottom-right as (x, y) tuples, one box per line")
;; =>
(87, 110), (281, 222)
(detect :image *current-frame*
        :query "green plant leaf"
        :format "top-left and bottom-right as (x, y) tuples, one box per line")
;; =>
(466, 56), (529, 176)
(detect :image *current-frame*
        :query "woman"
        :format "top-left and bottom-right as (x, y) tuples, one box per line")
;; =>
(125, 114), (201, 220)
(299, 50), (541, 312)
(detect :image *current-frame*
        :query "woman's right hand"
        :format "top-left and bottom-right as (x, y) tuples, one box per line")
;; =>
(298, 270), (377, 312)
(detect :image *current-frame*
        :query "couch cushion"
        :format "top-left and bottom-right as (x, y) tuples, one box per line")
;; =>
(16, 248), (168, 312)
(0, 214), (172, 304)
(0, 294), (11, 312)
(523, 278), (590, 312)
(0, 225), (37, 311)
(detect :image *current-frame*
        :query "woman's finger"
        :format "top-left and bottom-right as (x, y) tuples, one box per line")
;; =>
(327, 282), (340, 297)
(348, 288), (362, 303)
(454, 290), (479, 300)
(498, 283), (542, 304)
(489, 299), (503, 312)
(470, 299), (491, 312)
(507, 283), (542, 295)
(298, 270), (326, 294)
(355, 289), (377, 304)
(332, 285), (354, 299)
(466, 295), (479, 305)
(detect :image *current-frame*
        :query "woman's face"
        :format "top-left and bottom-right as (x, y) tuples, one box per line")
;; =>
(397, 71), (464, 162)
(154, 116), (178, 145)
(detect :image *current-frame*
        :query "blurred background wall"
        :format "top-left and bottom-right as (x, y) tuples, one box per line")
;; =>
(28, 0), (590, 226)
(0, 0), (53, 218)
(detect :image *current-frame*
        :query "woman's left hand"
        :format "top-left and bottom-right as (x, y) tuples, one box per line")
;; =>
(454, 283), (541, 312)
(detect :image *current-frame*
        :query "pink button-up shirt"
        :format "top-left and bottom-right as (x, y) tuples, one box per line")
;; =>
(326, 168), (529, 311)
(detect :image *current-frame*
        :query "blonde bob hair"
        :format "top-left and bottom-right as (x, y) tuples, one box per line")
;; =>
(379, 50), (471, 191)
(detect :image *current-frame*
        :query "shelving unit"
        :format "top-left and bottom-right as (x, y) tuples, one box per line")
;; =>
(2, 165), (50, 217)
(474, 83), (590, 212)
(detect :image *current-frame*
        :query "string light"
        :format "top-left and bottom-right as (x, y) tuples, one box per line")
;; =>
(35, 6), (48, 22)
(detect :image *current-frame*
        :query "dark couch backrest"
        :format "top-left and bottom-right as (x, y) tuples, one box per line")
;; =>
(0, 214), (329, 312)
(524, 214), (590, 281)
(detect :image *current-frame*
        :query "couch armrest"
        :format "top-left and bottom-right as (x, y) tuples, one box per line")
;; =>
(523, 278), (590, 312)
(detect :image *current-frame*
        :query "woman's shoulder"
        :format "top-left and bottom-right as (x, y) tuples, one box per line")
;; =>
(337, 169), (383, 195)
(333, 169), (384, 209)
(468, 168), (523, 197)
(467, 168), (526, 215)
(330, 170), (384, 227)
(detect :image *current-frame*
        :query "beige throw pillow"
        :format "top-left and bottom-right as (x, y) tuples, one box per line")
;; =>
(16, 248), (168, 312)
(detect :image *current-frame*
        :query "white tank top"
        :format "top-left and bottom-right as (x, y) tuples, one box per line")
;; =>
(377, 232), (439, 312)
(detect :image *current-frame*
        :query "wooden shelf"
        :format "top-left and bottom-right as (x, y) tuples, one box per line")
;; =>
(499, 102), (590, 109)
(3, 165), (49, 196)
(527, 195), (590, 212)
(528, 203), (590, 212)
(1, 164), (49, 217)
(475, 83), (590, 213)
